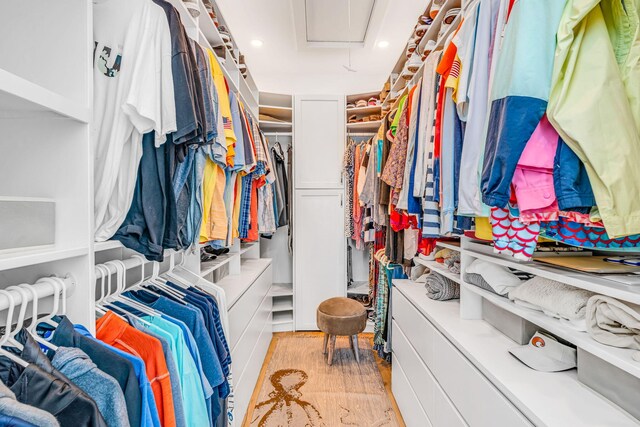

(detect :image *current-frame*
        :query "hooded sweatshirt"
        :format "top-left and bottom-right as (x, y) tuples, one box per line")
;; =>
(52, 347), (130, 427)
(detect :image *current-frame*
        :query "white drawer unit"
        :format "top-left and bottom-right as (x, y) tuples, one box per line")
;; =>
(392, 280), (640, 427)
(216, 258), (274, 425)
(393, 321), (467, 427)
(392, 354), (432, 427)
(231, 290), (272, 385)
(228, 263), (272, 348)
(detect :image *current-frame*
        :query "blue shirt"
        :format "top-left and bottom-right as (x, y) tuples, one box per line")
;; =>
(138, 316), (210, 427)
(124, 290), (225, 420)
(73, 324), (161, 427)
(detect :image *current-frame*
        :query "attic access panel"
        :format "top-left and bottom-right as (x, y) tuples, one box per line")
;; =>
(304, 0), (376, 47)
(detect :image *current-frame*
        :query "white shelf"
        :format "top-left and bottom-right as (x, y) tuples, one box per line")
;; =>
(272, 298), (293, 312)
(216, 258), (271, 307)
(347, 282), (370, 295)
(259, 105), (292, 122)
(463, 281), (640, 380)
(197, 0), (224, 47)
(240, 242), (258, 255)
(414, 258), (462, 285)
(436, 240), (461, 252)
(346, 120), (383, 131)
(94, 241), (124, 252)
(271, 282), (293, 297)
(0, 246), (88, 271)
(259, 120), (292, 127)
(346, 105), (382, 115)
(394, 280), (639, 427)
(273, 311), (293, 324)
(273, 319), (294, 332)
(0, 69), (90, 122)
(200, 252), (238, 277)
(463, 240), (640, 306)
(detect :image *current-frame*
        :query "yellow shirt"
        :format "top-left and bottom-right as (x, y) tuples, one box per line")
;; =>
(207, 49), (236, 165)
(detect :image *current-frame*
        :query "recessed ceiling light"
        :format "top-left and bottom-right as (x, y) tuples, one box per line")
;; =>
(377, 41), (389, 48)
(251, 39), (263, 47)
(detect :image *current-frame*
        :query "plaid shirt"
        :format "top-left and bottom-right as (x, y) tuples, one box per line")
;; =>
(238, 174), (253, 239)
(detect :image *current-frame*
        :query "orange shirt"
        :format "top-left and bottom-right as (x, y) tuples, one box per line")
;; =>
(96, 311), (176, 427)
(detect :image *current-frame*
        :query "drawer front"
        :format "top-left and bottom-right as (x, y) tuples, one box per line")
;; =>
(231, 291), (272, 383)
(431, 329), (532, 427)
(393, 288), (436, 369)
(393, 321), (467, 427)
(392, 321), (436, 418)
(229, 265), (272, 349)
(392, 354), (432, 427)
(235, 315), (273, 426)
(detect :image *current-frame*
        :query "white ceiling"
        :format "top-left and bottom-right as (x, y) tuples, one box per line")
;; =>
(216, 0), (426, 95)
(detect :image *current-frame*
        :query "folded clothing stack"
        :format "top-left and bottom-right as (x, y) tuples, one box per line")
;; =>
(509, 277), (595, 331)
(464, 259), (523, 296)
(423, 272), (460, 301)
(586, 295), (640, 360)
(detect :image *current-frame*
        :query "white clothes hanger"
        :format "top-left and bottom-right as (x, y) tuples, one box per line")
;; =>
(34, 277), (62, 329)
(94, 264), (109, 316)
(0, 290), (28, 367)
(109, 259), (159, 318)
(147, 257), (185, 300)
(5, 285), (30, 351)
(20, 283), (58, 351)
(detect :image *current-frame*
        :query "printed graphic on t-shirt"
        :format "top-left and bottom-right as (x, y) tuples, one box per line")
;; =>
(94, 42), (122, 78)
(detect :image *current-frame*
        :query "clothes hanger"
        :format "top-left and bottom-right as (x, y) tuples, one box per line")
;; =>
(5, 285), (30, 351)
(109, 259), (159, 319)
(128, 255), (165, 300)
(157, 252), (189, 297)
(0, 290), (28, 368)
(20, 283), (58, 351)
(146, 258), (186, 300)
(94, 264), (110, 316)
(164, 251), (193, 289)
(33, 277), (62, 329)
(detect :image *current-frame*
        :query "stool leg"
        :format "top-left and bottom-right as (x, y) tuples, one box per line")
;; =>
(352, 335), (360, 363)
(323, 333), (329, 354)
(328, 335), (336, 365)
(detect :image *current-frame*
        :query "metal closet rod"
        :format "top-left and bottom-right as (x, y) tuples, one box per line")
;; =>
(0, 275), (76, 311)
(348, 132), (376, 137)
(264, 132), (292, 137)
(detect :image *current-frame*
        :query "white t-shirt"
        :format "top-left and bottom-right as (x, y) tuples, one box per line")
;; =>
(92, 0), (176, 241)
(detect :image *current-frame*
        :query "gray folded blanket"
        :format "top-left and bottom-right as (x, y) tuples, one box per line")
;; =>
(587, 295), (640, 360)
(508, 277), (595, 325)
(425, 272), (460, 301)
(444, 253), (461, 274)
(463, 273), (507, 298)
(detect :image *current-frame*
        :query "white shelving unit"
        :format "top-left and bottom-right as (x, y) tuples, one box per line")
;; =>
(259, 92), (295, 332)
(0, 0), (94, 327)
(393, 281), (638, 426)
(414, 257), (462, 285)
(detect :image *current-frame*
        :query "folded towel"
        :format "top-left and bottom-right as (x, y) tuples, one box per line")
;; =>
(464, 273), (507, 297)
(465, 259), (522, 295)
(586, 295), (640, 358)
(444, 253), (460, 274)
(509, 277), (595, 322)
(424, 272), (460, 301)
(411, 264), (428, 281)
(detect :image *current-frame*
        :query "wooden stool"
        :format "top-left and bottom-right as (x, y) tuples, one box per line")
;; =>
(316, 297), (367, 365)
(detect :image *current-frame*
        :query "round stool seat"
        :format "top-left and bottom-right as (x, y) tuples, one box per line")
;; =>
(317, 297), (367, 336)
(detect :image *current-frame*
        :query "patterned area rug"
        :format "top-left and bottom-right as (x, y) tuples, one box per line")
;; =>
(249, 334), (400, 427)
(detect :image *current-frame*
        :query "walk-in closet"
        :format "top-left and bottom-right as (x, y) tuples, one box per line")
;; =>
(1, 0), (640, 425)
